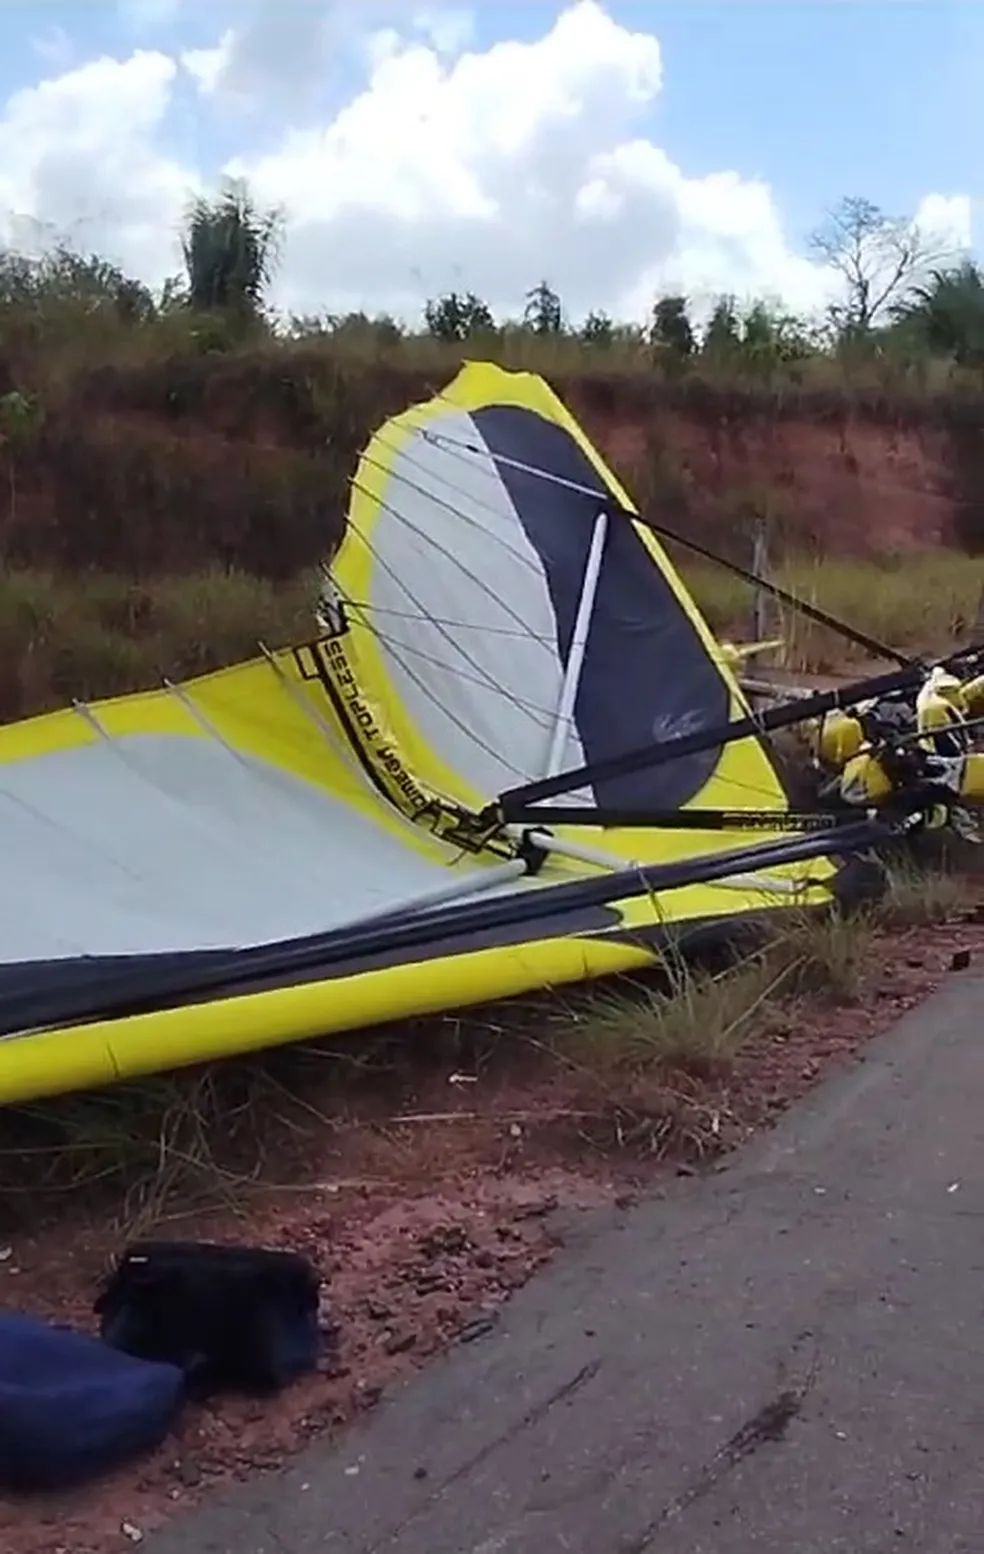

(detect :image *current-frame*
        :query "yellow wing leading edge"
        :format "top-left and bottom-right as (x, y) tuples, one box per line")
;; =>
(0, 363), (850, 1106)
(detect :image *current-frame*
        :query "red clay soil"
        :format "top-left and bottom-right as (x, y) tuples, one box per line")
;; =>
(2, 911), (982, 1554)
(599, 406), (958, 556)
(1, 364), (973, 576)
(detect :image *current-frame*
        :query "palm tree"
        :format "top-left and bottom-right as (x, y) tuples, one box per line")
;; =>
(890, 262), (984, 367)
(181, 178), (283, 319)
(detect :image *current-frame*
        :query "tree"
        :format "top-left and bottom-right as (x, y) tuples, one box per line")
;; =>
(0, 245), (155, 321)
(0, 389), (42, 520)
(703, 295), (741, 355)
(523, 280), (564, 334)
(0, 251), (37, 308)
(157, 274), (189, 313)
(45, 249), (156, 321)
(891, 261), (984, 367)
(809, 195), (953, 335)
(581, 309), (614, 346)
(650, 295), (695, 356)
(423, 290), (495, 341)
(181, 178), (283, 319)
(736, 298), (818, 368)
(742, 300), (777, 353)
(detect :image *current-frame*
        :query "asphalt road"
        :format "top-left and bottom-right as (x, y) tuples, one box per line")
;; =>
(147, 965), (984, 1554)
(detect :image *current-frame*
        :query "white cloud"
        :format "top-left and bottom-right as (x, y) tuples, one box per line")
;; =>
(0, 1), (973, 326)
(0, 51), (193, 283)
(203, 0), (335, 104)
(226, 0), (827, 321)
(181, 32), (235, 96)
(193, 0), (415, 109)
(914, 192), (973, 254)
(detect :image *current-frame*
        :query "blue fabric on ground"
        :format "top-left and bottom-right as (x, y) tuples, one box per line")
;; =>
(0, 1309), (185, 1493)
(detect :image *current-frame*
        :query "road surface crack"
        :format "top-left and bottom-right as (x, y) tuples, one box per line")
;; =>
(369, 1358), (603, 1552)
(622, 1336), (820, 1552)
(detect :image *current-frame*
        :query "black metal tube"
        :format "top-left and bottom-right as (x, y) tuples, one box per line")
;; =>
(496, 661), (925, 817)
(512, 806), (847, 832)
(1, 819), (887, 1038)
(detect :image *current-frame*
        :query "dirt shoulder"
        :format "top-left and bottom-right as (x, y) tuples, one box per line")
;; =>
(2, 908), (981, 1554)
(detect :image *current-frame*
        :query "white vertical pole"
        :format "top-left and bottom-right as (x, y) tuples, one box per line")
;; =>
(748, 519), (776, 712)
(347, 858), (530, 927)
(752, 519), (770, 647)
(543, 510), (608, 779)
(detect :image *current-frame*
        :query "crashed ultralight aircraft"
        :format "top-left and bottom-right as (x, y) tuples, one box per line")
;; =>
(0, 361), (980, 1106)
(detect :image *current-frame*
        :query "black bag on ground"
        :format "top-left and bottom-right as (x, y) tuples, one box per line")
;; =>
(0, 1309), (184, 1493)
(94, 1240), (323, 1397)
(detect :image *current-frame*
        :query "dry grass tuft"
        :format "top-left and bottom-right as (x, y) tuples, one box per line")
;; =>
(552, 908), (873, 1084)
(686, 551), (984, 670)
(877, 858), (976, 927)
(546, 946), (795, 1077)
(537, 855), (974, 1088)
(0, 1020), (460, 1236)
(0, 565), (316, 721)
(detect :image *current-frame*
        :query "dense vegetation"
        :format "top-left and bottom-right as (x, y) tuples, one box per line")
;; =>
(1, 180), (983, 725)
(1, 182), (983, 393)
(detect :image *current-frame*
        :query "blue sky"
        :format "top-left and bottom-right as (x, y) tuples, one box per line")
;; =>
(502, 0), (978, 249)
(0, 0), (975, 248)
(0, 1), (977, 317)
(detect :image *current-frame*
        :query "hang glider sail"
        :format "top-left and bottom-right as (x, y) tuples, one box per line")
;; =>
(0, 362), (887, 1106)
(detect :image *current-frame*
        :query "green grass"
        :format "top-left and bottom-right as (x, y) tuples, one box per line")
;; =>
(0, 551), (977, 724)
(549, 911), (869, 1079)
(685, 550), (984, 671)
(553, 947), (798, 1076)
(541, 859), (971, 1083)
(0, 566), (316, 722)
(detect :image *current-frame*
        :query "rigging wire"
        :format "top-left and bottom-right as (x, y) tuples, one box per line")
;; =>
(360, 422), (789, 764)
(345, 464), (557, 667)
(361, 621), (799, 811)
(415, 425), (915, 669)
(411, 393), (902, 669)
(320, 396), (984, 834)
(340, 483), (564, 787)
(346, 427), (794, 806)
(338, 468), (793, 811)
(338, 410), (816, 810)
(356, 611), (791, 809)
(362, 429), (546, 583)
(361, 425), (789, 682)
(341, 598), (561, 643)
(344, 474), (558, 715)
(493, 657), (957, 816)
(356, 622), (542, 790)
(360, 620), (573, 733)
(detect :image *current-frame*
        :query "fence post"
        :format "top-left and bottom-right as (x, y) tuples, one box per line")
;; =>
(741, 518), (786, 714)
(752, 519), (782, 665)
(751, 520), (770, 648)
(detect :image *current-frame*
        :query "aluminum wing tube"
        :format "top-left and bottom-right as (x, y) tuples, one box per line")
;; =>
(0, 818), (888, 1039)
